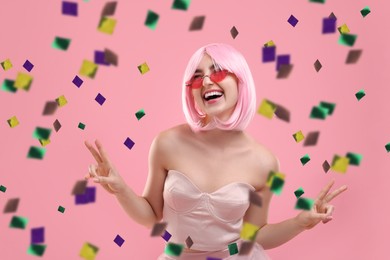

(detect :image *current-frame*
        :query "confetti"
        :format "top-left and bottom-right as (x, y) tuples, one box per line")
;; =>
(145, 10), (159, 30)
(300, 154), (311, 166)
(7, 116), (19, 128)
(52, 37), (71, 50)
(189, 16), (205, 31)
(23, 60), (34, 72)
(172, 0), (191, 11)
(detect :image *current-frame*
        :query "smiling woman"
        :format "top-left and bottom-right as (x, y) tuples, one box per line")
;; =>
(85, 43), (347, 260)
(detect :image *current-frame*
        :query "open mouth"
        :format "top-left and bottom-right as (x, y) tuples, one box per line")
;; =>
(203, 91), (224, 101)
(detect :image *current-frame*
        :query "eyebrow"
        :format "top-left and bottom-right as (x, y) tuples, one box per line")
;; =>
(194, 65), (217, 74)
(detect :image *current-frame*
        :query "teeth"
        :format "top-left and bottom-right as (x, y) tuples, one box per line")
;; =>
(204, 91), (223, 99)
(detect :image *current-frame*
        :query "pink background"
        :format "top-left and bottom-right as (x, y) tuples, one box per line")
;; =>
(1, 0), (389, 259)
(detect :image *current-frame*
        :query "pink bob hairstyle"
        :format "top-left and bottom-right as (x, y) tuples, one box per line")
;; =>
(182, 43), (257, 132)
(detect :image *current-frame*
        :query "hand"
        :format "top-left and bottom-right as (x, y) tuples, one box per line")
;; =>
(84, 139), (128, 194)
(296, 179), (348, 230)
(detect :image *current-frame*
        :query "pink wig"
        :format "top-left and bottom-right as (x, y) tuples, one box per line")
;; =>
(182, 43), (257, 132)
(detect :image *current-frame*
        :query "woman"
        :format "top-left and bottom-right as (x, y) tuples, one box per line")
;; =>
(84, 43), (347, 259)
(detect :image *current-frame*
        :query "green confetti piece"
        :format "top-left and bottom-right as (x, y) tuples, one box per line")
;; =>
(172, 0), (191, 10)
(309, 106), (328, 119)
(10, 216), (29, 229)
(360, 6), (371, 17)
(309, 0), (325, 3)
(300, 154), (311, 166)
(2, 79), (17, 93)
(294, 187), (305, 198)
(295, 197), (314, 210)
(346, 152), (362, 166)
(386, 143), (390, 152)
(33, 127), (52, 140)
(0, 185), (6, 192)
(27, 146), (46, 160)
(135, 109), (146, 120)
(58, 205), (65, 213)
(27, 244), (47, 256)
(52, 37), (71, 51)
(145, 10), (159, 30)
(78, 122), (86, 130)
(355, 89), (365, 101)
(319, 101), (335, 115)
(164, 243), (183, 257)
(338, 34), (357, 47)
(228, 242), (239, 255)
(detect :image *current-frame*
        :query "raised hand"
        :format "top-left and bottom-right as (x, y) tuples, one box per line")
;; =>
(296, 180), (348, 230)
(84, 139), (128, 194)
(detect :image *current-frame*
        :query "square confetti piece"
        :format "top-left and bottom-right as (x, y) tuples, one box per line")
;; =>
(78, 122), (86, 130)
(31, 227), (45, 244)
(14, 72), (33, 90)
(207, 258), (222, 260)
(262, 46), (276, 63)
(355, 89), (365, 101)
(230, 26), (239, 39)
(58, 205), (65, 213)
(310, 106), (328, 119)
(294, 187), (305, 198)
(94, 50), (110, 66)
(7, 116), (19, 128)
(43, 101), (58, 115)
(27, 244), (47, 256)
(338, 34), (357, 47)
(346, 152), (362, 166)
(300, 154), (311, 166)
(27, 146), (46, 160)
(1, 59), (13, 70)
(72, 180), (88, 195)
(80, 242), (99, 260)
(98, 17), (117, 34)
(73, 75), (83, 88)
(53, 119), (62, 132)
(331, 155), (350, 173)
(145, 10), (159, 30)
(322, 17), (336, 34)
(276, 64), (293, 79)
(287, 15), (298, 27)
(172, 0), (191, 11)
(264, 40), (275, 47)
(79, 60), (98, 79)
(138, 62), (150, 74)
(95, 93), (106, 105)
(266, 171), (285, 195)
(322, 160), (330, 173)
(4, 198), (19, 213)
(257, 99), (276, 119)
(249, 190), (262, 207)
(2, 79), (17, 93)
(62, 1), (78, 16)
(228, 242), (239, 255)
(303, 131), (320, 146)
(319, 101), (335, 115)
(10, 216), (28, 229)
(240, 222), (260, 241)
(33, 127), (52, 140)
(0, 185), (7, 193)
(385, 143), (390, 152)
(338, 24), (350, 34)
(75, 187), (96, 204)
(124, 137), (135, 150)
(164, 243), (184, 257)
(104, 48), (118, 66)
(329, 12), (337, 20)
(101, 2), (117, 16)
(135, 109), (146, 120)
(151, 222), (167, 236)
(295, 197), (314, 210)
(314, 59), (322, 72)
(56, 95), (68, 107)
(293, 131), (305, 143)
(185, 236), (193, 248)
(360, 6), (371, 17)
(274, 104), (290, 122)
(309, 0), (325, 3)
(346, 49), (362, 64)
(52, 37), (71, 50)
(114, 234), (125, 247)
(238, 241), (255, 256)
(23, 60), (34, 72)
(189, 16), (205, 31)
(39, 139), (51, 147)
(161, 230), (172, 241)
(276, 55), (290, 71)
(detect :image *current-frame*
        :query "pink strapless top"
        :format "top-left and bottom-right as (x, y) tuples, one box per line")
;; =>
(162, 169), (256, 251)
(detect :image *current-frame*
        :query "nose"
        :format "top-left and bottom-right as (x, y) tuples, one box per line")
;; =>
(202, 75), (213, 86)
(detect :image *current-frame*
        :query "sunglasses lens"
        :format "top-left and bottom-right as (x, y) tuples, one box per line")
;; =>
(211, 70), (228, 82)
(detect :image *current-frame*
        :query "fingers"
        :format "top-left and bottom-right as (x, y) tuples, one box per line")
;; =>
(324, 185), (348, 203)
(95, 139), (111, 165)
(316, 179), (335, 201)
(85, 140), (103, 163)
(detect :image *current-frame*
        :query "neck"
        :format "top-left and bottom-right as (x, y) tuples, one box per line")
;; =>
(196, 128), (244, 147)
